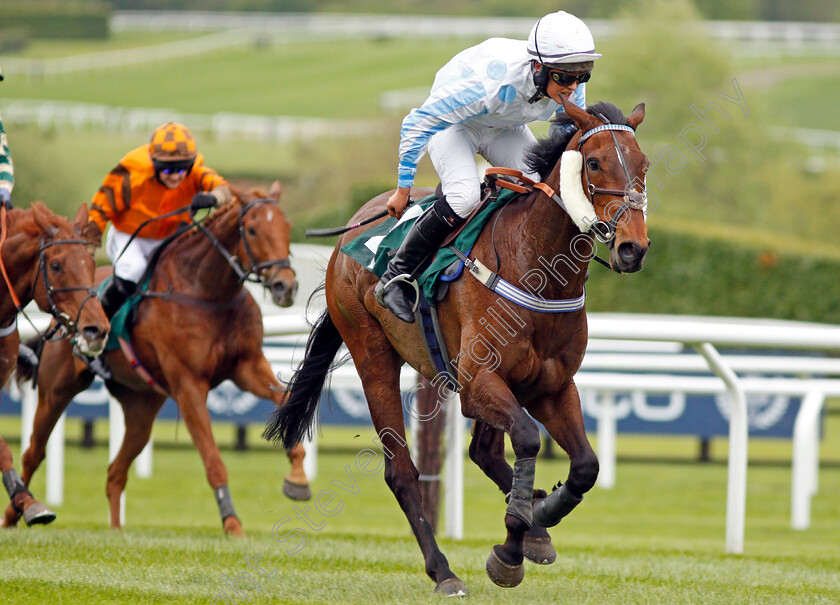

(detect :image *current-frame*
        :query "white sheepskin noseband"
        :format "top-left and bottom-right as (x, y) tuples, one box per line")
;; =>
(559, 150), (598, 232)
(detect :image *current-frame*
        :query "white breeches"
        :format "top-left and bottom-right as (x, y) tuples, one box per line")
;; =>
(105, 228), (165, 284)
(427, 123), (539, 218)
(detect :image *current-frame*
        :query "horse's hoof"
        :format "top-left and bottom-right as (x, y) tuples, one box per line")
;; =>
(485, 545), (524, 588)
(223, 515), (245, 537)
(23, 502), (56, 527)
(434, 577), (468, 597)
(282, 478), (312, 501)
(523, 535), (556, 565)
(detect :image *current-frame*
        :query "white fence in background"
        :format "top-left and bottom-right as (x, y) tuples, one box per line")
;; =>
(0, 99), (384, 143)
(3, 14), (840, 80)
(8, 244), (840, 551)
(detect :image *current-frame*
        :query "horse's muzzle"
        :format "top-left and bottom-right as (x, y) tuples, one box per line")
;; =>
(270, 279), (298, 308)
(613, 240), (648, 273)
(77, 325), (108, 356)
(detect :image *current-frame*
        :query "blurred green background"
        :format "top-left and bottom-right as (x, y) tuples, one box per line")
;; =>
(2, 0), (840, 321)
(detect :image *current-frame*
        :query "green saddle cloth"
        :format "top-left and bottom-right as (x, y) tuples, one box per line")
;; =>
(340, 189), (520, 302)
(98, 275), (151, 351)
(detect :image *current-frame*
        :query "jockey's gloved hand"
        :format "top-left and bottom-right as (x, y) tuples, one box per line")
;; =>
(190, 192), (217, 211)
(0, 189), (12, 211)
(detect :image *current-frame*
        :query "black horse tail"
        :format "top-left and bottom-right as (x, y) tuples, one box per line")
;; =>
(263, 308), (345, 450)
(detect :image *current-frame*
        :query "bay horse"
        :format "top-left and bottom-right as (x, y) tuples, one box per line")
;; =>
(1, 202), (108, 526)
(265, 98), (650, 594)
(7, 183), (310, 534)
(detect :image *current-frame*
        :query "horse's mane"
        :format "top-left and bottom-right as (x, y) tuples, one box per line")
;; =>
(167, 186), (270, 250)
(524, 102), (630, 181)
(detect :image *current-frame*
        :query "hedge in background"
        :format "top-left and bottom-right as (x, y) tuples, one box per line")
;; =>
(3, 1), (110, 40)
(585, 227), (840, 324)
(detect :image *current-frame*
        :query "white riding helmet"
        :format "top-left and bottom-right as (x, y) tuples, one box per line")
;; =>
(527, 11), (602, 65)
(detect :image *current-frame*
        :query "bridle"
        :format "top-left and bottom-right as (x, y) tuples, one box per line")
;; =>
(0, 230), (98, 343)
(576, 121), (646, 250)
(193, 197), (294, 288)
(36, 238), (100, 337)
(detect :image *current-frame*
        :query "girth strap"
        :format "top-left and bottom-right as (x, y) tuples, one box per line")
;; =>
(446, 246), (585, 314)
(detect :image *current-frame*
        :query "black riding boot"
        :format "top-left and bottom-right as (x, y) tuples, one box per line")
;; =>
(375, 197), (465, 323)
(85, 277), (136, 380)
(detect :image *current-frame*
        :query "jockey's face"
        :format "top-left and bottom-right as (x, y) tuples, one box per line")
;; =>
(545, 76), (580, 104)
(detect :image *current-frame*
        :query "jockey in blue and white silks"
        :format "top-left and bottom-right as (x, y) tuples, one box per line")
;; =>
(376, 11), (602, 323)
(397, 37), (586, 216)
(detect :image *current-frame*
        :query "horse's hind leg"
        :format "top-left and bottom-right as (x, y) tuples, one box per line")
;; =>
(103, 383), (165, 529)
(527, 380), (598, 529)
(469, 421), (556, 565)
(341, 333), (465, 596)
(232, 353), (310, 501)
(460, 373), (542, 588)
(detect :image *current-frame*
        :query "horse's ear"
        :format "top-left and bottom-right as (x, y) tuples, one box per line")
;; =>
(229, 184), (244, 203)
(30, 201), (59, 238)
(627, 103), (645, 130)
(560, 95), (601, 133)
(269, 181), (283, 202)
(72, 203), (88, 231)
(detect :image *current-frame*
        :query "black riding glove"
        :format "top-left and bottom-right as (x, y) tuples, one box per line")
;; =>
(190, 192), (217, 211)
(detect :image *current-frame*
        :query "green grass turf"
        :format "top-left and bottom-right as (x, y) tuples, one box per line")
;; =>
(0, 417), (837, 603)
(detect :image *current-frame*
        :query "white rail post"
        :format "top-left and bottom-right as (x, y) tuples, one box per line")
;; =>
(45, 413), (65, 506)
(19, 380), (36, 453)
(108, 396), (126, 526)
(596, 392), (617, 489)
(694, 343), (747, 555)
(135, 437), (153, 479)
(444, 391), (464, 540)
(791, 390), (825, 529)
(302, 426), (317, 481)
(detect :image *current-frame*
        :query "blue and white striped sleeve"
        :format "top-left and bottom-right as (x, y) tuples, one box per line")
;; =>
(0, 118), (13, 198)
(397, 81), (489, 189)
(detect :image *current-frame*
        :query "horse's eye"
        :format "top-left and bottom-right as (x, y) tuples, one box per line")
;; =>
(50, 260), (62, 272)
(587, 158), (600, 171)
(247, 227), (257, 237)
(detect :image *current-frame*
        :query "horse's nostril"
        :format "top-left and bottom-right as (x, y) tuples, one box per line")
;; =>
(82, 326), (101, 341)
(617, 242), (641, 264)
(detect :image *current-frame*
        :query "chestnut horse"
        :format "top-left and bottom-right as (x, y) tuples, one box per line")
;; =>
(265, 98), (650, 594)
(1, 202), (108, 526)
(8, 183), (310, 534)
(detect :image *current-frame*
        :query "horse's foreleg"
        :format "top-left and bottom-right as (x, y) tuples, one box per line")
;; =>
(527, 380), (598, 528)
(172, 377), (242, 536)
(462, 373), (541, 588)
(468, 420), (556, 565)
(3, 348), (87, 527)
(1, 436), (55, 527)
(232, 354), (310, 501)
(102, 384), (165, 529)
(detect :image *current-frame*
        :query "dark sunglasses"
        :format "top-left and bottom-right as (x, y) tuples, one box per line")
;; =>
(153, 159), (194, 176)
(159, 166), (189, 176)
(548, 69), (591, 86)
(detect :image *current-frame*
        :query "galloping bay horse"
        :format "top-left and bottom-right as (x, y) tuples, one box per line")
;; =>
(1, 202), (108, 526)
(8, 183), (310, 534)
(265, 98), (650, 594)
